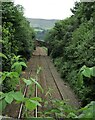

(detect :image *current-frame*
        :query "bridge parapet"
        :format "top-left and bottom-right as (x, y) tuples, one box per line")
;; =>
(34, 39), (48, 47)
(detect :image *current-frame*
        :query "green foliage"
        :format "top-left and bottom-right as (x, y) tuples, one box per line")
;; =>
(23, 79), (32, 86)
(77, 101), (95, 118)
(23, 75), (43, 94)
(5, 92), (14, 104)
(80, 65), (95, 77)
(2, 2), (35, 71)
(11, 61), (27, 74)
(12, 91), (24, 101)
(0, 53), (7, 59)
(0, 99), (7, 112)
(0, 56), (42, 114)
(1, 54), (95, 119)
(1, 91), (24, 104)
(11, 55), (23, 64)
(0, 90), (24, 112)
(30, 78), (43, 93)
(0, 89), (42, 112)
(0, 72), (19, 87)
(1, 54), (28, 92)
(39, 88), (95, 119)
(25, 98), (41, 111)
(48, 99), (77, 118)
(0, 2), (43, 117)
(45, 2), (95, 106)
(78, 65), (95, 87)
(36, 66), (42, 75)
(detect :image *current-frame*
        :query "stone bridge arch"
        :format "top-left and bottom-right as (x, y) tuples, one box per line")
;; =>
(34, 39), (47, 47)
(34, 39), (51, 56)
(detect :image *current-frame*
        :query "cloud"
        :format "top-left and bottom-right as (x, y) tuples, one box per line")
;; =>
(14, 0), (80, 19)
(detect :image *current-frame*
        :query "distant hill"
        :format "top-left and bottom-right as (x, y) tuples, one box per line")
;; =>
(27, 18), (59, 30)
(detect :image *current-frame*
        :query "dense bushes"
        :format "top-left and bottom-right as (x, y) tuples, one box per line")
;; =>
(2, 2), (35, 71)
(45, 2), (95, 106)
(1, 2), (35, 92)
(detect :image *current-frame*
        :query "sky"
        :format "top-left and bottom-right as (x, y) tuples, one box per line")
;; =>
(14, 0), (80, 20)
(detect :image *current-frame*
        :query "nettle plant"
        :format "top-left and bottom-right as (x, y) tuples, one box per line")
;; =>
(0, 55), (43, 115)
(78, 65), (95, 87)
(76, 65), (95, 118)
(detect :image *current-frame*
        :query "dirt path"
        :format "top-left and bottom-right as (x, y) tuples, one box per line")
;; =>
(3, 47), (80, 118)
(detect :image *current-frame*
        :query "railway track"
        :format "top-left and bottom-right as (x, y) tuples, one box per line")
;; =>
(18, 56), (40, 118)
(4, 47), (80, 119)
(18, 47), (64, 118)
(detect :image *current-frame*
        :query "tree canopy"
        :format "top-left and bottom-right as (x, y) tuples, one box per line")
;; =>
(2, 2), (35, 71)
(45, 2), (95, 106)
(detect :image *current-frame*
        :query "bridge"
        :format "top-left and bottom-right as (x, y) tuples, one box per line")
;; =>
(34, 39), (47, 47)
(34, 39), (51, 55)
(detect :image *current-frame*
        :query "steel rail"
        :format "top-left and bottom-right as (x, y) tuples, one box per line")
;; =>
(45, 56), (64, 100)
(18, 55), (39, 119)
(18, 48), (64, 119)
(18, 68), (32, 119)
(35, 48), (41, 117)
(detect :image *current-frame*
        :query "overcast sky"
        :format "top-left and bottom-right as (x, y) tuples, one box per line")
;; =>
(14, 0), (80, 20)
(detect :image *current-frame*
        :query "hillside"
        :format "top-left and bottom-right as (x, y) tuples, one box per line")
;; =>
(27, 18), (58, 29)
